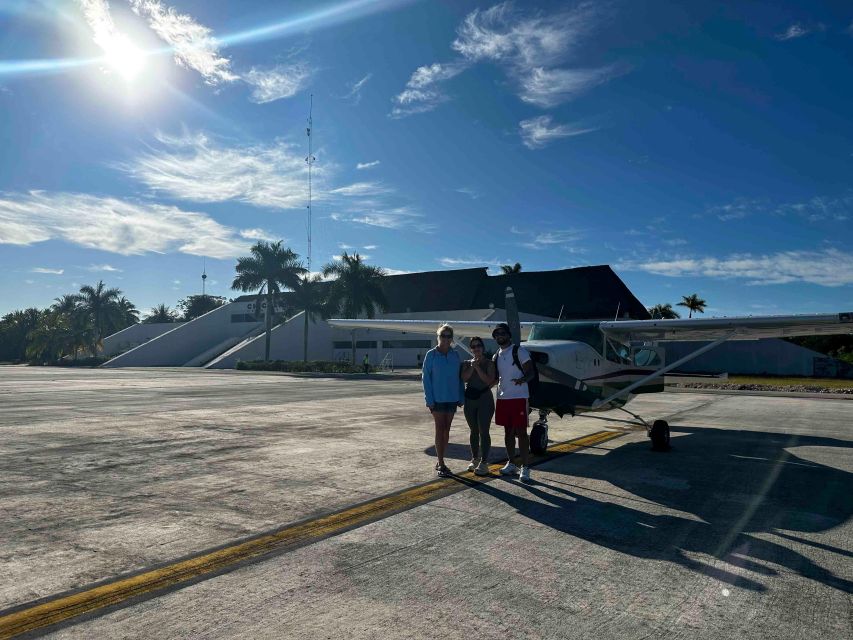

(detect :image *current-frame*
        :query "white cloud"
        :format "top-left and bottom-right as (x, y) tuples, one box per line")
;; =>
(707, 195), (851, 222)
(774, 23), (813, 41)
(331, 206), (432, 231)
(0, 191), (249, 258)
(363, 244), (378, 250)
(86, 263), (122, 272)
(244, 63), (311, 103)
(438, 256), (507, 268)
(31, 267), (64, 274)
(519, 66), (615, 108)
(510, 226), (583, 251)
(344, 73), (372, 104)
(519, 115), (597, 149)
(455, 187), (480, 199)
(450, 2), (612, 107)
(329, 182), (390, 197)
(618, 249), (853, 287)
(356, 160), (381, 170)
(239, 228), (278, 241)
(390, 62), (468, 118)
(128, 0), (238, 85)
(120, 131), (314, 210)
(77, 0), (146, 78)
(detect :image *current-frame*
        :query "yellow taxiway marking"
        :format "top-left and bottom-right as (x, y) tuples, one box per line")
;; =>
(0, 429), (623, 639)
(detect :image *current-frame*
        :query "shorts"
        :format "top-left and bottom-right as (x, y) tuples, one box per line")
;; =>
(495, 398), (528, 434)
(431, 402), (458, 414)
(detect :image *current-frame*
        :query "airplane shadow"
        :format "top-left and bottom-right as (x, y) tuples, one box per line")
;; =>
(463, 425), (853, 594)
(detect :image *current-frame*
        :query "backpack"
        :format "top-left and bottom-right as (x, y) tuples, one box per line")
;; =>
(494, 344), (539, 401)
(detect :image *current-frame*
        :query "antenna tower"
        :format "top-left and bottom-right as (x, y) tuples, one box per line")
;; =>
(201, 258), (207, 297)
(306, 94), (315, 270)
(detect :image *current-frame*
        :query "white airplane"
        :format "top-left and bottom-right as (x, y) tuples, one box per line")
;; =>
(329, 288), (852, 451)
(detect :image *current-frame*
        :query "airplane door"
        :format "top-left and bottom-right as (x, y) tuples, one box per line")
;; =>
(630, 345), (664, 368)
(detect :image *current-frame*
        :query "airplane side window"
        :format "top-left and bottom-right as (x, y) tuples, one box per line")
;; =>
(633, 348), (661, 367)
(605, 339), (629, 364)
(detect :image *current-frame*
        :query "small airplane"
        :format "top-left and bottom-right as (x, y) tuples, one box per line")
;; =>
(329, 288), (852, 450)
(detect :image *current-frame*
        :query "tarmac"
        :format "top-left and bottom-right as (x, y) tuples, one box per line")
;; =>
(0, 367), (850, 639)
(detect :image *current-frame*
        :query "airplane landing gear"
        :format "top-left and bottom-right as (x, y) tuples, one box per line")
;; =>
(530, 409), (550, 455)
(649, 419), (671, 452)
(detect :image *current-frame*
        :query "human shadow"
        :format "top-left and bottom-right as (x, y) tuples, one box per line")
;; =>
(468, 425), (853, 594)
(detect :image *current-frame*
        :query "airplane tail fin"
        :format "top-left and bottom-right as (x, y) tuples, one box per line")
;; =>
(505, 287), (521, 345)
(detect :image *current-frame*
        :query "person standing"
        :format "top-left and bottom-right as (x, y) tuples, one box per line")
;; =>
(461, 337), (495, 476)
(491, 322), (535, 482)
(422, 324), (465, 477)
(362, 353), (370, 374)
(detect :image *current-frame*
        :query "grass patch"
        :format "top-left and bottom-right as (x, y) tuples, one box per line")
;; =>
(707, 376), (853, 390)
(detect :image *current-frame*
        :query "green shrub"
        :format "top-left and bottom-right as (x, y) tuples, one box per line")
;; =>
(236, 360), (372, 374)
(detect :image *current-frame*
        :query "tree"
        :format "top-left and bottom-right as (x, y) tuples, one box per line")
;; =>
(647, 303), (681, 319)
(143, 304), (179, 324)
(289, 275), (331, 362)
(677, 294), (707, 319)
(501, 263), (522, 274)
(77, 281), (122, 353)
(0, 308), (43, 361)
(322, 252), (387, 366)
(115, 296), (140, 328)
(178, 295), (227, 321)
(26, 311), (68, 363)
(232, 241), (307, 362)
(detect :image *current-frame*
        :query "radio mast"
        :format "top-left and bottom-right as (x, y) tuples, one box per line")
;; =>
(305, 94), (315, 270)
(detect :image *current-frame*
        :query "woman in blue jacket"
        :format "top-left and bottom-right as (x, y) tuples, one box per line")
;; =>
(422, 324), (465, 477)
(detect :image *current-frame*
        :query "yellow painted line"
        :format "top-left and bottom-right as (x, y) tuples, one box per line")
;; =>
(0, 429), (622, 639)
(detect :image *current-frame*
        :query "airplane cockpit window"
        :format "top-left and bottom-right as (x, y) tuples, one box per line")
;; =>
(605, 338), (630, 364)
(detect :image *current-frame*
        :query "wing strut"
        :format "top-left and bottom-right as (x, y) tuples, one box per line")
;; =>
(592, 333), (735, 409)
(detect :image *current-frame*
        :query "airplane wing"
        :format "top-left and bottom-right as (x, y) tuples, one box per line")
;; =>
(599, 312), (853, 343)
(327, 318), (535, 340)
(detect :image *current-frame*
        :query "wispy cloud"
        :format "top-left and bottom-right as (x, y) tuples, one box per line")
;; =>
(451, 2), (614, 108)
(519, 115), (597, 149)
(0, 191), (251, 258)
(331, 205), (432, 231)
(390, 62), (468, 118)
(707, 195), (851, 222)
(86, 263), (121, 272)
(121, 130), (314, 210)
(618, 249), (853, 286)
(239, 228), (278, 241)
(356, 160), (381, 170)
(437, 256), (508, 268)
(329, 182), (390, 197)
(128, 0), (238, 85)
(774, 23), (822, 41)
(31, 267), (64, 274)
(510, 226), (583, 251)
(78, 0), (146, 78)
(343, 73), (372, 104)
(244, 63), (311, 103)
(455, 187), (480, 199)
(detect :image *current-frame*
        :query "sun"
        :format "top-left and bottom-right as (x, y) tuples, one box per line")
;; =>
(102, 34), (146, 81)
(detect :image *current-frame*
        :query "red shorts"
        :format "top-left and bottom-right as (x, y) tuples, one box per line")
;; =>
(495, 398), (528, 435)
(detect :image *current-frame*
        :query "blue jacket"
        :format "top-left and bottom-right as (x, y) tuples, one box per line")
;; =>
(422, 347), (465, 407)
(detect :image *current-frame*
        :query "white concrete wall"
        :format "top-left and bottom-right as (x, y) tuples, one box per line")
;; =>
(102, 322), (182, 357)
(102, 302), (262, 367)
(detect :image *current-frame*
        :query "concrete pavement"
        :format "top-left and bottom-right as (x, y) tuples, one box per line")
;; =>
(0, 367), (850, 638)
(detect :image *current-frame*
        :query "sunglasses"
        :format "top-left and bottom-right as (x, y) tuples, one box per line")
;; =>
(439, 333), (453, 339)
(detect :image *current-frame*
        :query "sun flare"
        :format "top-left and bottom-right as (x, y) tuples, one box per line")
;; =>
(102, 34), (146, 81)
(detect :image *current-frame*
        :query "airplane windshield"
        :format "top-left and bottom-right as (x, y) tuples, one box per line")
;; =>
(529, 322), (603, 352)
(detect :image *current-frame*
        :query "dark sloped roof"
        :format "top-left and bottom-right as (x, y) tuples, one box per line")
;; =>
(471, 266), (649, 320)
(233, 265), (649, 319)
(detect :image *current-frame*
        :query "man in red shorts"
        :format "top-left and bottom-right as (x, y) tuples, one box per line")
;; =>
(491, 323), (535, 482)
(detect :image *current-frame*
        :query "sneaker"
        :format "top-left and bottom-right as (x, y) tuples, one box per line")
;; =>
(466, 458), (479, 472)
(474, 460), (490, 476)
(499, 462), (518, 476)
(519, 466), (531, 482)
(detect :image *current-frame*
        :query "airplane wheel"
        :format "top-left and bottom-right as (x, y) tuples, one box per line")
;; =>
(649, 420), (671, 452)
(530, 421), (549, 455)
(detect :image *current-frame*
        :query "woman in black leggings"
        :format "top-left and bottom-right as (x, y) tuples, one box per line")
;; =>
(461, 336), (495, 476)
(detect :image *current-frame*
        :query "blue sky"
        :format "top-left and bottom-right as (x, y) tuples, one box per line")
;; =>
(1, 0), (851, 318)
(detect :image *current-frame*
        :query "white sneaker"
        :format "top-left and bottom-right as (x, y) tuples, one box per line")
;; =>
(500, 462), (518, 476)
(466, 458), (479, 472)
(474, 460), (490, 476)
(519, 466), (531, 482)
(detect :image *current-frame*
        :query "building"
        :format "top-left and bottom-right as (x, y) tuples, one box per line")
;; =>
(101, 266), (648, 369)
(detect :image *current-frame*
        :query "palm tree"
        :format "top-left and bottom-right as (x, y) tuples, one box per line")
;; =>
(26, 311), (68, 363)
(501, 263), (522, 274)
(322, 252), (387, 366)
(52, 294), (81, 315)
(115, 296), (140, 328)
(290, 274), (331, 362)
(647, 303), (681, 319)
(144, 304), (179, 324)
(232, 241), (307, 362)
(78, 281), (122, 353)
(0, 308), (43, 361)
(677, 294), (707, 319)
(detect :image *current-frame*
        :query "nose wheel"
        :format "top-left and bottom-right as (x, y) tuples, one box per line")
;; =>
(530, 409), (550, 455)
(649, 419), (671, 451)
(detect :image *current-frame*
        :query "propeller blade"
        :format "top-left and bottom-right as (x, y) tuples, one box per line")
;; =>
(505, 286), (521, 345)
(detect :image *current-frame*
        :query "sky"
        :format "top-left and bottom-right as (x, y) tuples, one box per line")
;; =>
(1, 0), (852, 318)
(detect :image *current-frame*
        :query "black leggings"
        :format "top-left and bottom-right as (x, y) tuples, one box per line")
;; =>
(463, 398), (494, 461)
